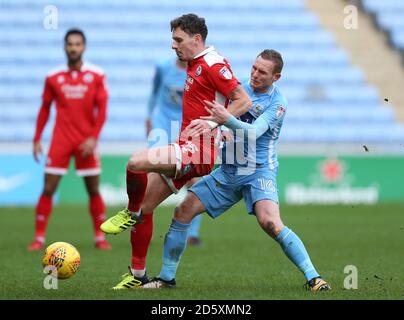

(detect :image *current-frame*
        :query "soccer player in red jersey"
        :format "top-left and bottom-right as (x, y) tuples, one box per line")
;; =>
(28, 29), (111, 251)
(101, 14), (252, 288)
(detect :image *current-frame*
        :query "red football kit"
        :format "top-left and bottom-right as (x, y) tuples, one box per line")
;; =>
(169, 46), (239, 190)
(33, 62), (108, 176)
(125, 47), (239, 271)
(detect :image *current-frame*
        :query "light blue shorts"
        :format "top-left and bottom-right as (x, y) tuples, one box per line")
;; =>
(189, 164), (279, 218)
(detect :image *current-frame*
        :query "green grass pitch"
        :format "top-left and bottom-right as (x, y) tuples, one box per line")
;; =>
(1, 203), (403, 300)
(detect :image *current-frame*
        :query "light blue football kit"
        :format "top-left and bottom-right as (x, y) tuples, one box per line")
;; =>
(191, 81), (287, 217)
(158, 81), (322, 284)
(147, 58), (186, 147)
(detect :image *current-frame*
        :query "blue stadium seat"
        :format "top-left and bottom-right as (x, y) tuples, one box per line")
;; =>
(362, 0), (404, 50)
(0, 0), (402, 144)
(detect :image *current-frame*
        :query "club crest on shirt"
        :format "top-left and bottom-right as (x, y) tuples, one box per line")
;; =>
(83, 73), (94, 83)
(219, 66), (232, 80)
(195, 65), (202, 77)
(276, 105), (286, 118)
(57, 75), (65, 84)
(251, 103), (264, 117)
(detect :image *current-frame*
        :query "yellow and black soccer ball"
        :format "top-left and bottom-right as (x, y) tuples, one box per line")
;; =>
(42, 242), (80, 279)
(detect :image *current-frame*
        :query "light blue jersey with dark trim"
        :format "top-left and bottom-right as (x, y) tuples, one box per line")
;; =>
(221, 81), (287, 170)
(148, 58), (186, 146)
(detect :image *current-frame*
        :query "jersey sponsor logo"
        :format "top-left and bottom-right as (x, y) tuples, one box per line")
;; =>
(186, 75), (194, 84)
(61, 84), (88, 99)
(184, 75), (194, 92)
(219, 66), (232, 80)
(181, 141), (199, 154)
(276, 106), (286, 118)
(195, 65), (202, 77)
(83, 73), (94, 83)
(57, 75), (65, 84)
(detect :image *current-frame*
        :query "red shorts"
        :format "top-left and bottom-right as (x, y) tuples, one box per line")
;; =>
(45, 139), (101, 176)
(161, 139), (218, 192)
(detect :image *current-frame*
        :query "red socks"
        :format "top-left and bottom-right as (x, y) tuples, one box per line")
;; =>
(126, 167), (148, 212)
(89, 193), (106, 240)
(34, 194), (53, 241)
(131, 213), (154, 270)
(34, 193), (106, 242)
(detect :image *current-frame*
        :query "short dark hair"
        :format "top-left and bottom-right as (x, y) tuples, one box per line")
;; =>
(64, 28), (86, 44)
(258, 49), (283, 73)
(170, 14), (208, 42)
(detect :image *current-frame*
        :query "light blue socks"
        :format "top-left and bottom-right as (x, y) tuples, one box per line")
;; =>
(276, 226), (320, 281)
(188, 214), (202, 238)
(158, 219), (190, 281)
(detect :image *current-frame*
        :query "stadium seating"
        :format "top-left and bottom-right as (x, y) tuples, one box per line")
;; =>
(1, 0), (403, 143)
(362, 0), (404, 52)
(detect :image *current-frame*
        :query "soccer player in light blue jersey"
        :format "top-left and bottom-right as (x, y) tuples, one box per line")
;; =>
(146, 57), (186, 148)
(146, 57), (203, 246)
(142, 50), (331, 292)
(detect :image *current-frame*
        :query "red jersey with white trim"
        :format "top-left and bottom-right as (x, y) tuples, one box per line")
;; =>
(179, 46), (239, 140)
(33, 62), (108, 145)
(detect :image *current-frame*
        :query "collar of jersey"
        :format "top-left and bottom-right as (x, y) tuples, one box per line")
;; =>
(193, 46), (215, 59)
(66, 61), (89, 72)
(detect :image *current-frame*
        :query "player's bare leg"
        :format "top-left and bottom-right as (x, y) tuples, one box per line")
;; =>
(127, 145), (177, 175)
(140, 173), (175, 213)
(254, 200), (284, 239)
(28, 173), (62, 251)
(83, 175), (111, 250)
(101, 145), (178, 235)
(254, 200), (331, 292)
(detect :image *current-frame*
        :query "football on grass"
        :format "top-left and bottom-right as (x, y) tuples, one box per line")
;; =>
(42, 242), (80, 279)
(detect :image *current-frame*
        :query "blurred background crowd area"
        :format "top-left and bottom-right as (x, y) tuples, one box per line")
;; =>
(0, 0), (404, 154)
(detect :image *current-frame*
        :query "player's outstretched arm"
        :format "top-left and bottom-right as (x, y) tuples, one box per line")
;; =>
(227, 84), (252, 117)
(202, 100), (269, 139)
(186, 85), (252, 136)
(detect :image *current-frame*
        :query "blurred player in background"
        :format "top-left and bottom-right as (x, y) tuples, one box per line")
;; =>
(142, 50), (331, 292)
(101, 13), (252, 289)
(28, 29), (111, 251)
(146, 56), (203, 246)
